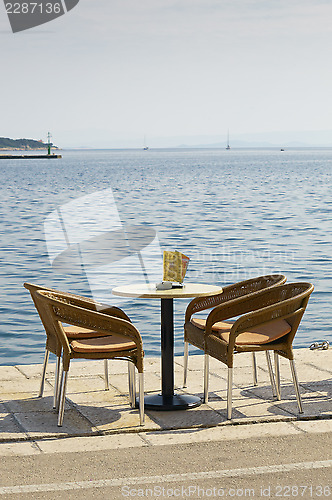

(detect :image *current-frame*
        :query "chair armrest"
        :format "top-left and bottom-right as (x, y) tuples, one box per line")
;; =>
(98, 306), (131, 322)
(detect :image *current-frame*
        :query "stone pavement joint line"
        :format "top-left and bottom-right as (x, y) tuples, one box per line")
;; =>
(0, 459), (331, 495)
(0, 349), (331, 446)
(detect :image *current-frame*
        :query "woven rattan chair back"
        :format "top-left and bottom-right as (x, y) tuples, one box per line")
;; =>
(36, 289), (145, 426)
(185, 274), (286, 323)
(24, 282), (62, 356)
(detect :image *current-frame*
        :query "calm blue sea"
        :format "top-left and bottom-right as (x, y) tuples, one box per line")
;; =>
(1, 147), (331, 365)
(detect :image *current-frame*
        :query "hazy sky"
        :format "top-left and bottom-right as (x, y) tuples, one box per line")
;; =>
(1, 0), (332, 147)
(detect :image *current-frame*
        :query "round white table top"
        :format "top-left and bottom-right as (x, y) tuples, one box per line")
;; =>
(112, 282), (222, 299)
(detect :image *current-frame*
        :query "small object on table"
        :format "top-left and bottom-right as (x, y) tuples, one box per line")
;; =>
(156, 282), (184, 290)
(156, 282), (172, 290)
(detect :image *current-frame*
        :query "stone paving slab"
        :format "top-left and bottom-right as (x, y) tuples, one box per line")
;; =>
(0, 440), (40, 456)
(75, 401), (161, 433)
(206, 388), (294, 421)
(37, 432), (148, 454)
(13, 408), (98, 440)
(143, 420), (305, 447)
(0, 413), (28, 441)
(0, 366), (29, 381)
(0, 349), (330, 446)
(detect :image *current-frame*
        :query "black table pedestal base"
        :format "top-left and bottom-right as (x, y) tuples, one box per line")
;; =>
(138, 393), (201, 411)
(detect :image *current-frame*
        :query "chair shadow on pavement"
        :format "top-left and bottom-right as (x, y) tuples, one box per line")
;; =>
(1, 371), (331, 442)
(0, 392), (145, 440)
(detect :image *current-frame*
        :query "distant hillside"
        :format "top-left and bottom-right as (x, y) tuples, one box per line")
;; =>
(0, 137), (58, 150)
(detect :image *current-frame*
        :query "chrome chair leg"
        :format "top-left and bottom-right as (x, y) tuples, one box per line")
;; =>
(55, 364), (63, 412)
(38, 350), (50, 398)
(274, 352), (281, 400)
(132, 364), (136, 407)
(138, 372), (145, 426)
(128, 361), (133, 406)
(53, 355), (61, 409)
(128, 362), (136, 408)
(227, 367), (233, 420)
(57, 369), (69, 427)
(265, 351), (277, 398)
(252, 352), (258, 386)
(289, 359), (303, 414)
(183, 341), (189, 387)
(203, 354), (209, 403)
(104, 359), (109, 390)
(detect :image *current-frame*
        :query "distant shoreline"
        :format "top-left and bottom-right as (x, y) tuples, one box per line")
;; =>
(0, 148), (58, 151)
(0, 137), (59, 151)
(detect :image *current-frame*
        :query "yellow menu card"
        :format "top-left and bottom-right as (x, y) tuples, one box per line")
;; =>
(163, 251), (190, 283)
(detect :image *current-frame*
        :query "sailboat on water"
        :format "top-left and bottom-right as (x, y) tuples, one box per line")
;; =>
(143, 135), (149, 150)
(226, 129), (231, 150)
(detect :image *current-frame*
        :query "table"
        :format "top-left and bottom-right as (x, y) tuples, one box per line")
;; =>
(112, 283), (222, 410)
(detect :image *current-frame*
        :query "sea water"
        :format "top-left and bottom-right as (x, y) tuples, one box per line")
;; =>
(0, 147), (331, 365)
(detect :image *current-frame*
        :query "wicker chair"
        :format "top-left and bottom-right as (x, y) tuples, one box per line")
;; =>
(185, 282), (314, 419)
(24, 283), (133, 408)
(36, 289), (145, 426)
(183, 275), (286, 390)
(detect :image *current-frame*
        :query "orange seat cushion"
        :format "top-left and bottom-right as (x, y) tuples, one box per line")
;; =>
(191, 318), (234, 332)
(191, 317), (291, 345)
(64, 325), (107, 339)
(70, 335), (137, 353)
